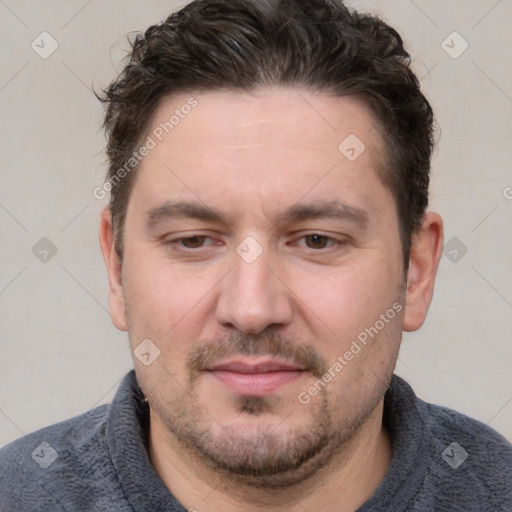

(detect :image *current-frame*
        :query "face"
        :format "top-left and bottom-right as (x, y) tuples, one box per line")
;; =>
(102, 88), (430, 486)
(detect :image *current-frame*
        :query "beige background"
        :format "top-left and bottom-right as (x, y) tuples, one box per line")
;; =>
(1, 0), (511, 446)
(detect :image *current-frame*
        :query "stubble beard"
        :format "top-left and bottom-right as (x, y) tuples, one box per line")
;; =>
(139, 332), (391, 489)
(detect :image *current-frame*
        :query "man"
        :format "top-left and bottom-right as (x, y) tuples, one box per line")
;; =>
(1, 0), (510, 510)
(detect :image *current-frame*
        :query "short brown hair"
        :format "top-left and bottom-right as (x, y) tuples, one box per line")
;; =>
(98, 0), (434, 267)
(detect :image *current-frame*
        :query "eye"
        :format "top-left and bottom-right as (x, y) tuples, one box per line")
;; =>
(297, 234), (337, 250)
(177, 235), (210, 249)
(162, 234), (223, 259)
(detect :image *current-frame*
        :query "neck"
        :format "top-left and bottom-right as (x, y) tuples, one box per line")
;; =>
(148, 400), (392, 512)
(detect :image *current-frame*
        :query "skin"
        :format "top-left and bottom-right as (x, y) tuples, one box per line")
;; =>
(100, 88), (443, 512)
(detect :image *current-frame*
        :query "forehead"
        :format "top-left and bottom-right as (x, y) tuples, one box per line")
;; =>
(147, 87), (382, 155)
(131, 87), (392, 223)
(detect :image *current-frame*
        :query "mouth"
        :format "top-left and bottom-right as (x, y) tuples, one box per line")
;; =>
(205, 358), (307, 396)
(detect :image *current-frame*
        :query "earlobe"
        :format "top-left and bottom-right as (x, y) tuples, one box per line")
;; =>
(403, 212), (444, 332)
(99, 208), (128, 331)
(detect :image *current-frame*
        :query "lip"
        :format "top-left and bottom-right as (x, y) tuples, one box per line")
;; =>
(208, 358), (305, 373)
(205, 358), (306, 396)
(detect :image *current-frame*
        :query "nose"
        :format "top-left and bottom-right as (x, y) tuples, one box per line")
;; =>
(215, 246), (293, 334)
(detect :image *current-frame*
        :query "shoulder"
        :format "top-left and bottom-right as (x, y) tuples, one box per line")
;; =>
(0, 404), (109, 512)
(417, 392), (512, 510)
(418, 396), (512, 463)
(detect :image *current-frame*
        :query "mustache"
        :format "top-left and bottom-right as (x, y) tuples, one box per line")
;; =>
(187, 330), (327, 381)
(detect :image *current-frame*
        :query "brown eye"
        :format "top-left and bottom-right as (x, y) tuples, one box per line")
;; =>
(304, 234), (330, 249)
(180, 236), (207, 248)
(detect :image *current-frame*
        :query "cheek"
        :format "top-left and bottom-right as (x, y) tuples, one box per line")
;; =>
(286, 255), (402, 349)
(122, 251), (202, 340)
(292, 263), (404, 401)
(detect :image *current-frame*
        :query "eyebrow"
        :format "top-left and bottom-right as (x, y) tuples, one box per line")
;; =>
(144, 199), (369, 230)
(145, 201), (226, 227)
(277, 200), (369, 229)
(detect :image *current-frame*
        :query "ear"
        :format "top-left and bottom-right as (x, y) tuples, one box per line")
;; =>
(403, 211), (444, 332)
(99, 208), (128, 331)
